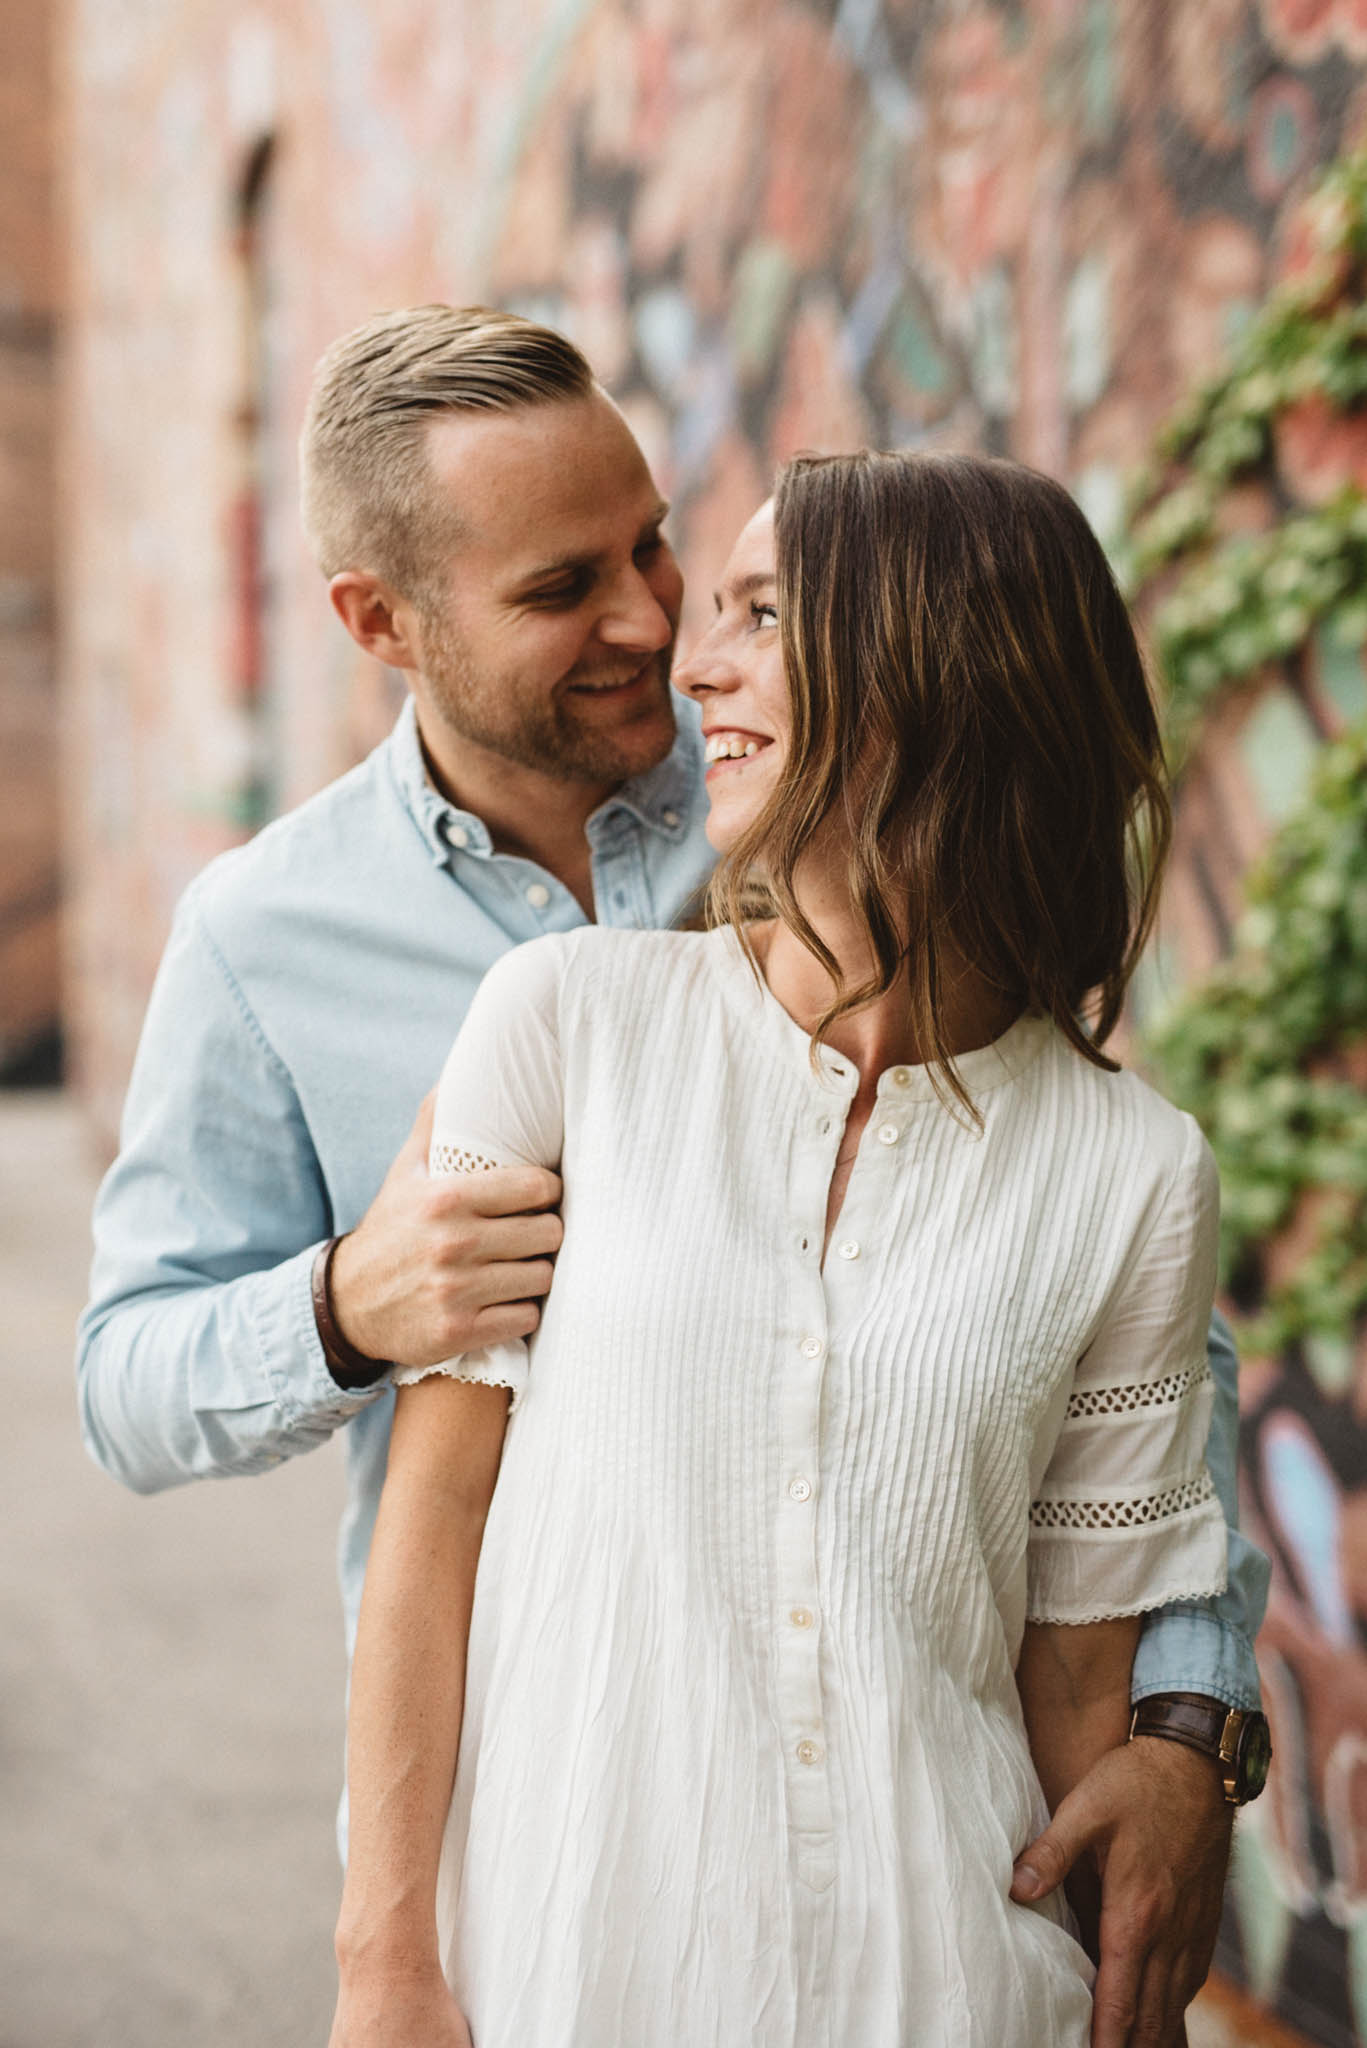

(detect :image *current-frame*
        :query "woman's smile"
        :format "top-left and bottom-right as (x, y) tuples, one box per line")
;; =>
(702, 727), (775, 776)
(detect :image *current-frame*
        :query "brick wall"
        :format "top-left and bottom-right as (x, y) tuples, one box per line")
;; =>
(0, 0), (58, 1077)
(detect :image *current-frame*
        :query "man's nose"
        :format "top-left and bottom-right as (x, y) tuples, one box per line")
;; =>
(598, 566), (678, 654)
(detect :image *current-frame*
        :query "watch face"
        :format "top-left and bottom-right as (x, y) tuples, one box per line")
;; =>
(1237, 1714), (1273, 1800)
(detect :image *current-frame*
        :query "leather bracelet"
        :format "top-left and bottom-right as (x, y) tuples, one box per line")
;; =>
(310, 1236), (392, 1391)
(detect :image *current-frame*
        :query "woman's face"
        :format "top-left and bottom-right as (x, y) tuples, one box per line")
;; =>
(673, 501), (790, 853)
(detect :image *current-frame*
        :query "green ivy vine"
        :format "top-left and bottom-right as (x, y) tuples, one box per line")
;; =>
(1131, 147), (1367, 1361)
(1144, 733), (1367, 1355)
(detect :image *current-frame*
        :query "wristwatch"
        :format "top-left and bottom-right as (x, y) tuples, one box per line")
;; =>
(1128, 1695), (1272, 1806)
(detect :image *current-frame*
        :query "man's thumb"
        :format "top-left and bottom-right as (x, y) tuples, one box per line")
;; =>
(403, 1088), (438, 1167)
(1010, 1794), (1098, 1902)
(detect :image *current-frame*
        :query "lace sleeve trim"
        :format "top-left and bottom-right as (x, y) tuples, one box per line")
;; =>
(1026, 1576), (1230, 1626)
(1029, 1467), (1216, 1532)
(431, 1144), (499, 1176)
(390, 1358), (523, 1399)
(1064, 1360), (1208, 1420)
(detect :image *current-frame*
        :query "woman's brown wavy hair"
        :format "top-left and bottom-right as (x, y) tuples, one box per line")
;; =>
(708, 449), (1171, 1116)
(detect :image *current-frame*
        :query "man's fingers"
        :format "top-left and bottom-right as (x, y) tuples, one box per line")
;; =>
(1011, 1793), (1102, 1902)
(467, 1165), (563, 1216)
(1091, 1914), (1193, 2048)
(1114, 1945), (1187, 2048)
(472, 1298), (542, 1344)
(470, 1257), (556, 1307)
(479, 1210), (563, 1260)
(1088, 1930), (1145, 2048)
(405, 1089), (438, 1163)
(423, 1208), (562, 1264)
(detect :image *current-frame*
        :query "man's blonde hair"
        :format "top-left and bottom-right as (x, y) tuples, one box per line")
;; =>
(299, 304), (595, 596)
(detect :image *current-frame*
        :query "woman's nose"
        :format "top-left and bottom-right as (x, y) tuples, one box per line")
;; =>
(673, 629), (734, 700)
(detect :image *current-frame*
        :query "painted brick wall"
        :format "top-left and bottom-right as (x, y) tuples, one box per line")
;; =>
(0, 0), (58, 1076)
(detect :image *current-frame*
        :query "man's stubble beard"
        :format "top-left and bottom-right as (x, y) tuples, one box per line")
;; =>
(417, 601), (678, 787)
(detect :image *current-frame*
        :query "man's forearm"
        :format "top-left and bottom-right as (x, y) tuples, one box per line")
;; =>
(76, 1244), (378, 1493)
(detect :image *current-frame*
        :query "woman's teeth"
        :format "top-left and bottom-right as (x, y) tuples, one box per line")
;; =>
(704, 734), (764, 763)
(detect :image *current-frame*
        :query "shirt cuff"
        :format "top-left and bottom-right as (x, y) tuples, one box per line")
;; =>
(1131, 1605), (1263, 1711)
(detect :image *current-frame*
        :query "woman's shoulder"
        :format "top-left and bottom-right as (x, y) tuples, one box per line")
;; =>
(1031, 1025), (1210, 1191)
(555, 922), (721, 984)
(477, 926), (723, 1026)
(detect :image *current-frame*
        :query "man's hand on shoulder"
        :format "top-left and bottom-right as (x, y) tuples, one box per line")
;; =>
(1010, 1732), (1230, 2047)
(328, 1092), (563, 1371)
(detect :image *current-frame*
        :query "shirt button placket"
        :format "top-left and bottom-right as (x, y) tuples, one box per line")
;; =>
(778, 1307), (832, 1885)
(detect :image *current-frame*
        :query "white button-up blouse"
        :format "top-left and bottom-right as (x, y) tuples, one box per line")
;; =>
(398, 923), (1227, 2048)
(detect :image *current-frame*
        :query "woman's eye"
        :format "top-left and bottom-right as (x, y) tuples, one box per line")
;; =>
(750, 601), (779, 629)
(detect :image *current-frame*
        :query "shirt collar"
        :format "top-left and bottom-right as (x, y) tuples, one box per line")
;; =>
(386, 692), (704, 864)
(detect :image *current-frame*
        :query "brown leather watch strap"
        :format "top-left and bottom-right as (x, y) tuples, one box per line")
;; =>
(310, 1236), (392, 1391)
(1129, 1695), (1228, 1757)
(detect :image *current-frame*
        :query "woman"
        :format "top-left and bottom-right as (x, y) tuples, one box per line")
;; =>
(329, 452), (1226, 2047)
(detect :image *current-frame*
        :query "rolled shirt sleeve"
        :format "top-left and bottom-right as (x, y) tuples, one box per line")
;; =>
(1131, 1307), (1270, 1709)
(76, 895), (380, 1494)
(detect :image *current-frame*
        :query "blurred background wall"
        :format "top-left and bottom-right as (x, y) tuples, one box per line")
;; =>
(0, 0), (59, 1082)
(61, 0), (1367, 1141)
(10, 0), (1366, 2040)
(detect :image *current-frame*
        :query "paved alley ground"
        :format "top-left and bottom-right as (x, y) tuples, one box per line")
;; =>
(0, 1091), (347, 2047)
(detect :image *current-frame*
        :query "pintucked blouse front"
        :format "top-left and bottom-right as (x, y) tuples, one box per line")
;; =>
(396, 923), (1227, 2048)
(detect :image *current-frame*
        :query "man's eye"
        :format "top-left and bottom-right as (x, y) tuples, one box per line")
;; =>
(527, 578), (590, 608)
(634, 532), (665, 563)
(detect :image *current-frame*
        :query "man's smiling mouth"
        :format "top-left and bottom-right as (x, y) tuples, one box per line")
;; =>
(567, 661), (658, 696)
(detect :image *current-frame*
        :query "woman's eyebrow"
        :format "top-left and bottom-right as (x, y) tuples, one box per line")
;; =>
(714, 570), (776, 609)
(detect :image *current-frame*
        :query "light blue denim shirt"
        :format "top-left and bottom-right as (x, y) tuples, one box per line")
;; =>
(77, 696), (1268, 1711)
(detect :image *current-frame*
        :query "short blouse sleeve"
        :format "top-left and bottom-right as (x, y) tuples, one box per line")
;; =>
(391, 936), (566, 1409)
(1026, 1115), (1229, 1626)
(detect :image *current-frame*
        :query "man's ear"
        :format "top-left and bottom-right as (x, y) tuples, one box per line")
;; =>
(329, 571), (422, 671)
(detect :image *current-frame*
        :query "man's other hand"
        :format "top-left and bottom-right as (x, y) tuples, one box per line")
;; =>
(1010, 1734), (1231, 2047)
(328, 1091), (563, 1369)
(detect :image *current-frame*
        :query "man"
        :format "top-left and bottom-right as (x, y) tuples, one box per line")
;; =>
(78, 305), (1270, 2046)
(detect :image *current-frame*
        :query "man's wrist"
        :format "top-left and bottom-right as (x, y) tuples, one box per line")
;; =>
(311, 1237), (392, 1390)
(1129, 1693), (1272, 1805)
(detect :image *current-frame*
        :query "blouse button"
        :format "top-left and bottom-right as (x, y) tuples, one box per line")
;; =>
(799, 1336), (824, 1360)
(790, 1607), (814, 1628)
(525, 882), (551, 909)
(788, 1476), (813, 1503)
(837, 1239), (860, 1261)
(796, 1739), (823, 1766)
(877, 1122), (901, 1146)
(447, 824), (470, 850)
(661, 807), (680, 828)
(891, 1066), (912, 1088)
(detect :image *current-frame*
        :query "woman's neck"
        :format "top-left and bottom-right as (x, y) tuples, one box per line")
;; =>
(755, 885), (1021, 1079)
